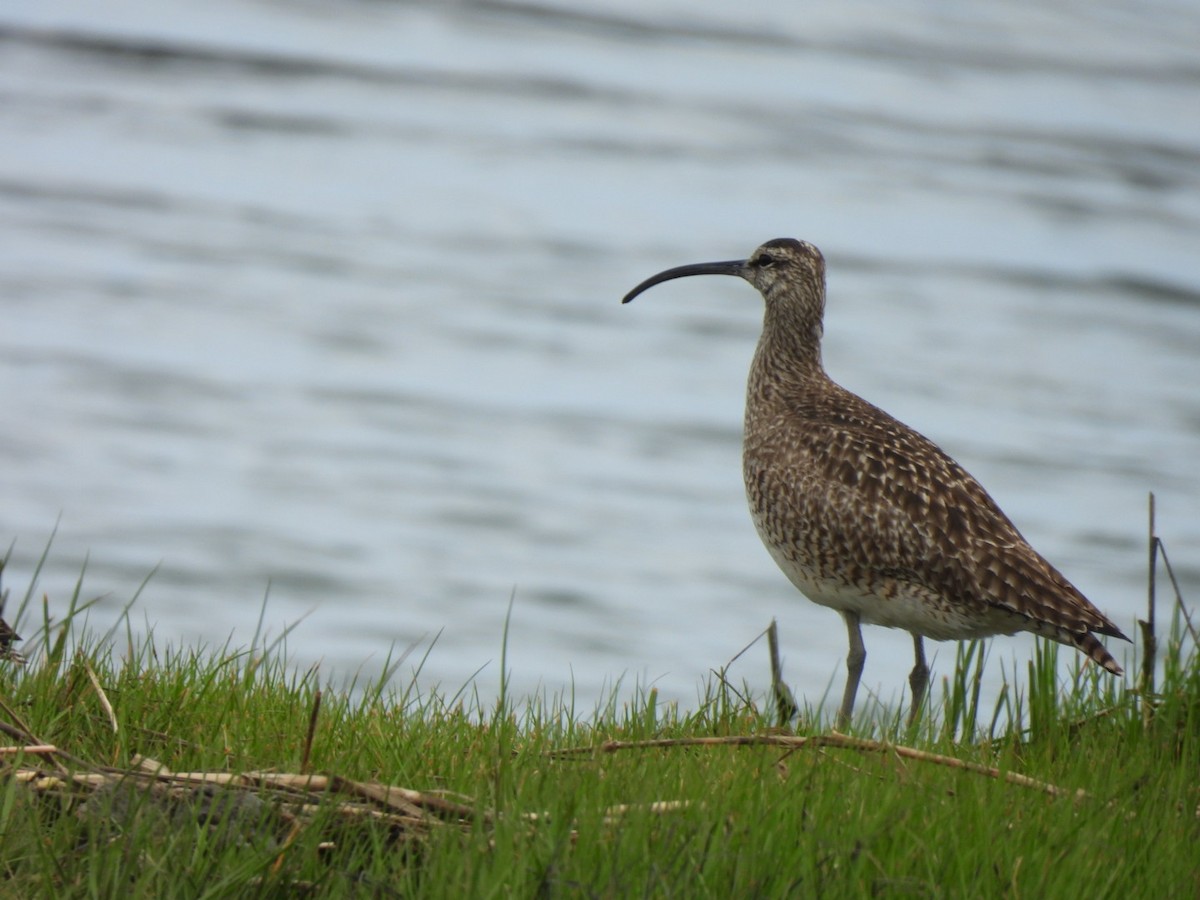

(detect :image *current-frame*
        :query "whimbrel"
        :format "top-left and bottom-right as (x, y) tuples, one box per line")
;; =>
(623, 238), (1128, 728)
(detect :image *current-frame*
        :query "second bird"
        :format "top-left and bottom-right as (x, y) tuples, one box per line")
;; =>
(622, 238), (1128, 729)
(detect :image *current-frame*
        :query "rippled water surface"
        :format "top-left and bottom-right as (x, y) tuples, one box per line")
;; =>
(3, 0), (1199, 713)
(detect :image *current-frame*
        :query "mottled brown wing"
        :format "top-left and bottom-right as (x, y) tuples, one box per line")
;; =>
(788, 383), (1127, 642)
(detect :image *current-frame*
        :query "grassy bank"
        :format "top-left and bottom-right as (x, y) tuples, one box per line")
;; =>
(0, 541), (1197, 897)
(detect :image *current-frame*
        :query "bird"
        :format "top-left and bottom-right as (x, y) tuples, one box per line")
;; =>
(622, 238), (1128, 729)
(0, 617), (24, 665)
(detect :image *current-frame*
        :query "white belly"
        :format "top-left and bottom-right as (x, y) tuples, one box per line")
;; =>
(759, 538), (1026, 642)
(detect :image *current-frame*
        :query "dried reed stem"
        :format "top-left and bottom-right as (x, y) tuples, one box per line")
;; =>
(547, 733), (1080, 798)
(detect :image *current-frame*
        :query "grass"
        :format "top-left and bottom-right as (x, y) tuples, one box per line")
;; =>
(0, 516), (1197, 897)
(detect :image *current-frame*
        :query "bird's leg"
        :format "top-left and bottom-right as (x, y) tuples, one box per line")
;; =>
(907, 634), (929, 729)
(836, 610), (865, 731)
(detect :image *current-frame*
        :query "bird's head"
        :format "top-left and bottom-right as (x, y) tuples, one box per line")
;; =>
(742, 238), (825, 300)
(622, 238), (825, 309)
(623, 238), (829, 370)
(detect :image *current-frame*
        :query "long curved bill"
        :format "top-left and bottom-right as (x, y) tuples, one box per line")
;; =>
(621, 259), (748, 304)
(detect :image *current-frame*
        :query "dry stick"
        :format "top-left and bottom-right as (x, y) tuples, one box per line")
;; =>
(0, 694), (40, 744)
(0, 744), (58, 756)
(332, 775), (481, 821)
(300, 689), (322, 775)
(1157, 540), (1199, 647)
(602, 799), (690, 825)
(0, 695), (75, 773)
(767, 619), (799, 725)
(1138, 493), (1159, 731)
(548, 734), (1080, 798)
(13, 767), (463, 850)
(13, 764), (479, 827)
(80, 654), (118, 735)
(521, 800), (691, 826)
(270, 819), (306, 877)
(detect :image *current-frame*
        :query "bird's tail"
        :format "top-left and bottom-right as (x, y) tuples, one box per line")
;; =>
(1074, 630), (1123, 676)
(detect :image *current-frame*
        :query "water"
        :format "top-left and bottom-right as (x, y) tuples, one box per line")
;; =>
(2, 0), (1198, 715)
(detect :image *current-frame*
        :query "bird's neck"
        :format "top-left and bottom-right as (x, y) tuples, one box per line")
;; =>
(747, 294), (828, 405)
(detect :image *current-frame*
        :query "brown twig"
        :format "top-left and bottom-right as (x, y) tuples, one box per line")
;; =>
(79, 653), (118, 734)
(546, 733), (1081, 798)
(300, 689), (321, 774)
(0, 697), (77, 773)
(1156, 539), (1198, 647)
(0, 744), (58, 756)
(12, 762), (481, 841)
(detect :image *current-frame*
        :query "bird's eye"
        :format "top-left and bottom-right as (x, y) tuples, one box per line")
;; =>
(754, 255), (774, 268)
